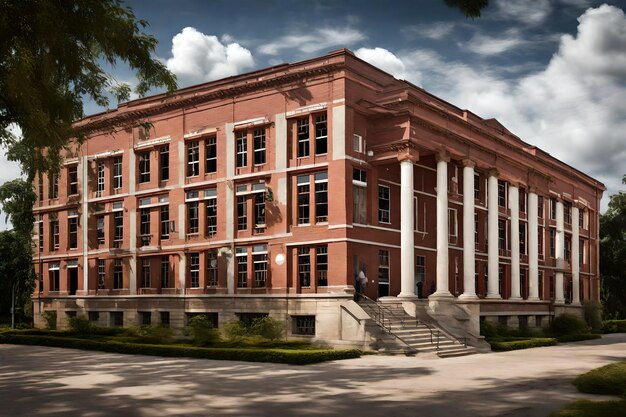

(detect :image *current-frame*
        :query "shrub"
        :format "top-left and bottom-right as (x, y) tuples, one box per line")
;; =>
(135, 325), (173, 344)
(550, 399), (626, 417)
(222, 320), (249, 339)
(556, 333), (602, 343)
(550, 313), (589, 336)
(250, 317), (284, 340)
(186, 315), (220, 346)
(583, 301), (603, 333)
(573, 361), (626, 396)
(68, 317), (93, 334)
(41, 311), (57, 330)
(490, 338), (557, 351)
(480, 321), (498, 338)
(602, 320), (626, 334)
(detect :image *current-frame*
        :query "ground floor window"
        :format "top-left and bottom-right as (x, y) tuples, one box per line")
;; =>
(498, 316), (508, 326)
(237, 313), (268, 327)
(88, 311), (99, 322)
(160, 311), (170, 327)
(292, 315), (315, 336)
(186, 312), (218, 328)
(111, 311), (123, 327)
(139, 311), (151, 325)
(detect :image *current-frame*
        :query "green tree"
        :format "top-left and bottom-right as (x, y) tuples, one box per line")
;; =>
(0, 0), (177, 177)
(0, 230), (35, 324)
(0, 179), (36, 237)
(600, 175), (626, 319)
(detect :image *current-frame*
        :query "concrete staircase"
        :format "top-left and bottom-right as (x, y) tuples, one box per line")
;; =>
(358, 298), (476, 358)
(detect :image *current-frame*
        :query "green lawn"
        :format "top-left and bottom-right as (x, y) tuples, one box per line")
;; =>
(550, 400), (626, 417)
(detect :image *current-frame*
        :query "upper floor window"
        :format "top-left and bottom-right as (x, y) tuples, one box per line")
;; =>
(138, 152), (150, 183)
(550, 197), (557, 220)
(253, 129), (266, 165)
(113, 203), (124, 244)
(549, 229), (556, 257)
(38, 221), (44, 252)
(161, 256), (171, 288)
(189, 253), (200, 288)
(159, 146), (169, 182)
(38, 175), (44, 202)
(98, 260), (106, 289)
(113, 157), (122, 190)
(297, 118), (309, 158)
(498, 219), (506, 250)
(206, 250), (218, 287)
(68, 211), (78, 249)
(519, 189), (526, 213)
(113, 259), (123, 289)
(50, 219), (59, 250)
(140, 208), (150, 237)
(538, 196), (544, 219)
(474, 173), (480, 200)
(236, 247), (248, 288)
(96, 162), (105, 196)
(564, 202), (572, 225)
(297, 175), (310, 225)
(160, 205), (169, 240)
(252, 244), (268, 288)
(314, 114), (328, 155)
(97, 215), (105, 246)
(187, 141), (200, 177)
(519, 221), (527, 254)
(140, 258), (151, 288)
(298, 247), (311, 287)
(378, 185), (390, 224)
(353, 168), (367, 224)
(295, 113), (327, 158)
(205, 189), (217, 237)
(186, 191), (199, 234)
(314, 172), (328, 223)
(205, 137), (217, 173)
(68, 165), (78, 196)
(317, 246), (328, 286)
(236, 131), (247, 168)
(497, 180), (506, 208)
(49, 172), (58, 199)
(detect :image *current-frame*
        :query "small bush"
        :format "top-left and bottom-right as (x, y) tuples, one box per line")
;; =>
(583, 301), (603, 333)
(490, 338), (557, 351)
(480, 321), (499, 338)
(573, 361), (626, 396)
(135, 325), (173, 344)
(550, 399), (626, 417)
(186, 315), (220, 346)
(250, 317), (284, 340)
(68, 317), (93, 334)
(550, 313), (589, 336)
(222, 320), (249, 339)
(602, 320), (626, 334)
(556, 333), (602, 343)
(41, 311), (57, 330)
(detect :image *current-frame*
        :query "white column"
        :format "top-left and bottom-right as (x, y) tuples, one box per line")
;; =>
(178, 253), (186, 293)
(509, 185), (521, 300)
(129, 208), (137, 295)
(459, 160), (477, 299)
(555, 199), (565, 304)
(528, 190), (540, 300)
(433, 154), (452, 297)
(572, 205), (581, 305)
(487, 170), (501, 298)
(80, 156), (89, 295)
(398, 157), (416, 297)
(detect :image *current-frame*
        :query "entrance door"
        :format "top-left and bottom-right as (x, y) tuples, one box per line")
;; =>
(69, 268), (78, 295)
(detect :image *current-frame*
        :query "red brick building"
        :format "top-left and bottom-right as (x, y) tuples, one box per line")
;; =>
(32, 49), (604, 348)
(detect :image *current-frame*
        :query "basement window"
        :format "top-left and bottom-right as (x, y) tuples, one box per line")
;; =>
(292, 315), (315, 336)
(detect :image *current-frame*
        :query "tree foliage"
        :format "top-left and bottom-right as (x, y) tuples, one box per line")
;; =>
(0, 179), (36, 236)
(601, 175), (626, 319)
(0, 0), (177, 177)
(444, 0), (489, 18)
(0, 230), (35, 322)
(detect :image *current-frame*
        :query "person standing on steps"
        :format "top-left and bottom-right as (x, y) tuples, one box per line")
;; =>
(358, 265), (368, 298)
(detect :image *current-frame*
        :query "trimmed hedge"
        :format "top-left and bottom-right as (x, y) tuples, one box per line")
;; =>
(550, 399), (626, 417)
(573, 361), (626, 396)
(556, 333), (602, 343)
(490, 338), (557, 351)
(602, 320), (626, 334)
(0, 334), (361, 365)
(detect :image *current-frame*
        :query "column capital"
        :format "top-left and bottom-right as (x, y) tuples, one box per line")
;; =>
(486, 168), (499, 178)
(435, 150), (451, 163)
(396, 144), (419, 163)
(528, 185), (538, 194)
(461, 158), (476, 168)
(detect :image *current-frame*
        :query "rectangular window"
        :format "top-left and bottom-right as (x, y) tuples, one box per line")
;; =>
(254, 193), (265, 228)
(96, 163), (105, 196)
(317, 246), (328, 286)
(538, 196), (544, 219)
(114, 211), (123, 243)
(498, 219), (506, 250)
(237, 196), (247, 230)
(549, 229), (556, 258)
(96, 215), (105, 245)
(139, 312), (151, 326)
(50, 220), (59, 250)
(297, 118), (309, 158)
(378, 185), (390, 224)
(498, 180), (506, 207)
(49, 265), (60, 292)
(161, 256), (170, 288)
(253, 245), (268, 287)
(68, 165), (78, 195)
(449, 208), (458, 244)
(113, 157), (122, 190)
(160, 205), (169, 240)
(159, 146), (169, 181)
(236, 131), (247, 168)
(565, 235), (571, 263)
(38, 175), (44, 201)
(38, 222), (44, 252)
(416, 255), (426, 286)
(187, 140), (200, 176)
(298, 247), (311, 287)
(550, 198), (557, 220)
(293, 316), (315, 336)
(353, 134), (365, 154)
(138, 152), (150, 183)
(236, 247), (247, 288)
(378, 249), (390, 286)
(353, 169), (367, 224)
(253, 129), (266, 165)
(564, 202), (572, 225)
(160, 312), (170, 327)
(113, 259), (123, 289)
(98, 260), (106, 289)
(519, 221), (527, 254)
(205, 137), (217, 173)
(111, 311), (124, 327)
(187, 201), (199, 234)
(206, 195), (217, 237)
(189, 253), (200, 288)
(297, 175), (310, 225)
(68, 216), (78, 249)
(474, 173), (480, 200)
(206, 250), (218, 287)
(538, 227), (544, 259)
(315, 172), (328, 223)
(579, 239), (585, 266)
(140, 208), (150, 237)
(519, 189), (526, 213)
(140, 258), (150, 288)
(315, 114), (327, 155)
(88, 311), (100, 322)
(49, 172), (59, 199)
(474, 213), (479, 245)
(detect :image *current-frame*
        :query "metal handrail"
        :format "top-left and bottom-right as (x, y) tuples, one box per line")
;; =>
(357, 294), (416, 352)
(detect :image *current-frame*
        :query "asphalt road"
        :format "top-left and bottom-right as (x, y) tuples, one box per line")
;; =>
(1, 334), (625, 417)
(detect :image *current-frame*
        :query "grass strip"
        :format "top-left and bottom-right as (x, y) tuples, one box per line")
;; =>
(490, 337), (557, 351)
(573, 361), (626, 396)
(549, 399), (626, 417)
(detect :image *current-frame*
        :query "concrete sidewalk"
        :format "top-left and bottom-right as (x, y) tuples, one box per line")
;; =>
(1, 334), (625, 417)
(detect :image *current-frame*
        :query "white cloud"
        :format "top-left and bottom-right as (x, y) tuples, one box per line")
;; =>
(464, 29), (527, 55)
(259, 27), (365, 55)
(492, 0), (553, 25)
(361, 5), (626, 210)
(403, 22), (456, 40)
(166, 27), (254, 87)
(355, 47), (408, 81)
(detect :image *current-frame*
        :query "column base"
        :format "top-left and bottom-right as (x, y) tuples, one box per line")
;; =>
(508, 297), (523, 301)
(397, 292), (418, 299)
(458, 293), (478, 300)
(430, 291), (454, 299)
(485, 294), (502, 299)
(526, 296), (541, 302)
(554, 298), (566, 305)
(570, 301), (582, 306)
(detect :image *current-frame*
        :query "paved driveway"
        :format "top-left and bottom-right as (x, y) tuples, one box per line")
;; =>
(1, 334), (625, 417)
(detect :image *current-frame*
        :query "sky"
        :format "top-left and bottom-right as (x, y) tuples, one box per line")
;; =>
(2, 0), (626, 230)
